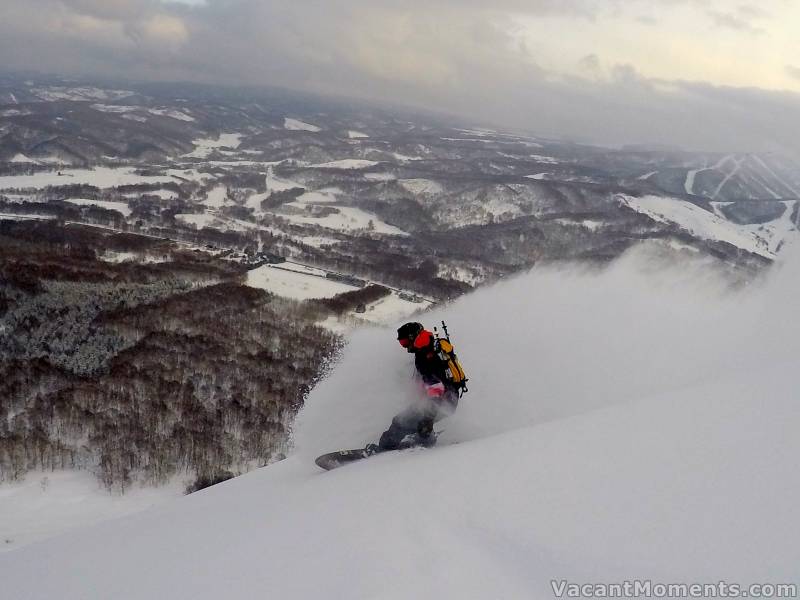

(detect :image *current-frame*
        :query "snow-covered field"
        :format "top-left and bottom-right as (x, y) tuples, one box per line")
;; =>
(201, 186), (230, 208)
(363, 172), (397, 181)
(204, 159), (278, 168)
(149, 108), (195, 122)
(391, 152), (423, 162)
(0, 167), (181, 190)
(311, 159), (379, 170)
(2, 245), (799, 598)
(440, 136), (497, 143)
(176, 213), (262, 233)
(297, 234), (342, 248)
(182, 133), (243, 159)
(260, 182), (407, 235)
(9, 153), (39, 164)
(398, 178), (443, 195)
(278, 205), (408, 236)
(483, 195), (523, 219)
(0, 212), (55, 221)
(246, 264), (356, 300)
(175, 213), (218, 229)
(529, 154), (560, 164)
(246, 263), (428, 321)
(90, 104), (139, 114)
(0, 109), (32, 117)
(251, 262), (432, 325)
(295, 190), (337, 204)
(356, 292), (429, 324)
(265, 167), (302, 193)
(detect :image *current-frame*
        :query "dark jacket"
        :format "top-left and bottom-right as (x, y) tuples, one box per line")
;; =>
(411, 329), (457, 391)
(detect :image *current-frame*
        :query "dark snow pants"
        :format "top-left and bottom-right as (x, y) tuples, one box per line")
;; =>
(378, 391), (459, 450)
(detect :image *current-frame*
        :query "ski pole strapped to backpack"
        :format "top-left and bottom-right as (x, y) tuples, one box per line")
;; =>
(434, 323), (469, 395)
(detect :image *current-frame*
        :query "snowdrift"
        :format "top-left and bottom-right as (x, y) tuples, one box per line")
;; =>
(2, 244), (799, 599)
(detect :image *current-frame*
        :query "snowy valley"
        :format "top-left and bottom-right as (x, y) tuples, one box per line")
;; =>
(1, 74), (800, 574)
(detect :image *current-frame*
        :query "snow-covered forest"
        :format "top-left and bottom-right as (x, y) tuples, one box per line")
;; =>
(0, 219), (339, 492)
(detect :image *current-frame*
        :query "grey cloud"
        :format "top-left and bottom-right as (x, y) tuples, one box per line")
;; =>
(61, 0), (157, 19)
(1, 0), (798, 158)
(578, 54), (602, 76)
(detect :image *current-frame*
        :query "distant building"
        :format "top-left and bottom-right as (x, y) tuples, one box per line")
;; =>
(325, 273), (366, 287)
(398, 292), (424, 303)
(265, 253), (286, 264)
(242, 252), (286, 269)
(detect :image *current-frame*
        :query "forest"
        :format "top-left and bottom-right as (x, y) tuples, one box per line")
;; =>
(0, 219), (340, 492)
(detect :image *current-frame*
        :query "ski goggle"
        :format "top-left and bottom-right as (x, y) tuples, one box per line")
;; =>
(398, 337), (412, 348)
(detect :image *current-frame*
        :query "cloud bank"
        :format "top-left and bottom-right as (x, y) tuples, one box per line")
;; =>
(2, 0), (799, 156)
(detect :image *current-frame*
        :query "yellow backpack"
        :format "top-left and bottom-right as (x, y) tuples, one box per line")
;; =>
(436, 338), (469, 395)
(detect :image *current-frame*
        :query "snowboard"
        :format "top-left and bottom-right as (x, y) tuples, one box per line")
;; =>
(315, 433), (439, 471)
(315, 447), (378, 470)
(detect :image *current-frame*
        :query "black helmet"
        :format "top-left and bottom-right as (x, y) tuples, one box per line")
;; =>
(397, 322), (424, 341)
(397, 322), (424, 352)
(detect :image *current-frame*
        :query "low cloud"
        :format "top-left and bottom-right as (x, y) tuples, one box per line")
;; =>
(1, 0), (799, 157)
(62, 0), (156, 20)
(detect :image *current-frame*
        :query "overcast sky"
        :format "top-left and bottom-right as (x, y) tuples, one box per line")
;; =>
(2, 0), (799, 157)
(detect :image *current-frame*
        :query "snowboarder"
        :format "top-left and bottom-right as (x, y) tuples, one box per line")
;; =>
(369, 321), (467, 453)
(315, 321), (468, 470)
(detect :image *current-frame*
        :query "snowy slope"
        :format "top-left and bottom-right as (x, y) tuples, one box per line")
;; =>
(619, 194), (776, 258)
(183, 133), (243, 159)
(0, 471), (185, 552)
(284, 118), (321, 132)
(2, 246), (799, 598)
